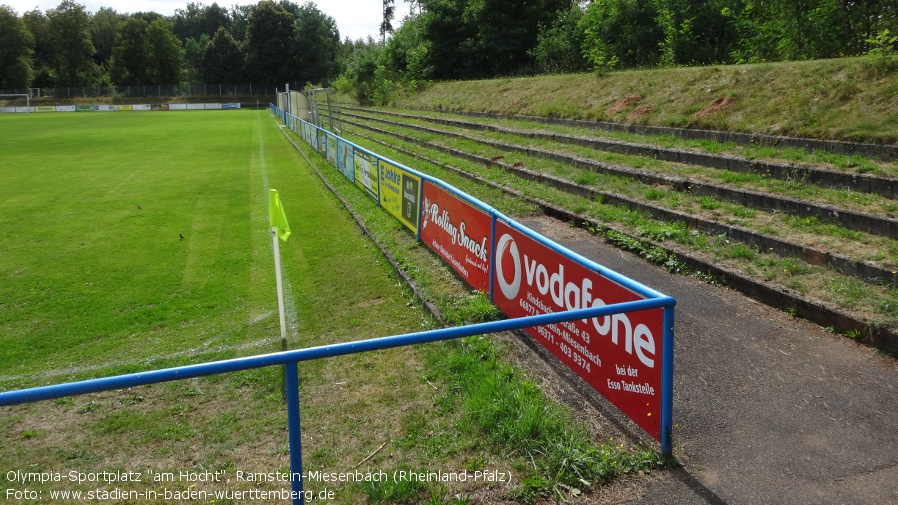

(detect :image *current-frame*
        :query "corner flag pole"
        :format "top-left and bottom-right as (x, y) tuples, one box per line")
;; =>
(269, 189), (291, 350)
(269, 189), (305, 505)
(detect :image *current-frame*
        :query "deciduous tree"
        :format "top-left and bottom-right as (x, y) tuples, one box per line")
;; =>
(243, 0), (295, 85)
(0, 6), (34, 89)
(201, 27), (243, 83)
(109, 16), (148, 84)
(144, 19), (183, 84)
(47, 0), (97, 85)
(293, 2), (341, 83)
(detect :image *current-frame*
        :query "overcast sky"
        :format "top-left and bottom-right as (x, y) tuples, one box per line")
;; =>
(5, 0), (413, 41)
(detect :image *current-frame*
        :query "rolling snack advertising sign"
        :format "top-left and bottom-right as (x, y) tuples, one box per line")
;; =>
(420, 182), (491, 293)
(492, 220), (664, 440)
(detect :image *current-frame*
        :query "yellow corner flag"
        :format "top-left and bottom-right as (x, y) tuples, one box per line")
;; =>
(269, 189), (291, 242)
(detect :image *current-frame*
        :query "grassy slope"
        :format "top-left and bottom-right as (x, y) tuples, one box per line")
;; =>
(396, 56), (898, 143)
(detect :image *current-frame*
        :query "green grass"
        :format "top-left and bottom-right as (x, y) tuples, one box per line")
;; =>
(0, 110), (491, 502)
(396, 56), (898, 143)
(423, 336), (663, 502)
(0, 111), (265, 387)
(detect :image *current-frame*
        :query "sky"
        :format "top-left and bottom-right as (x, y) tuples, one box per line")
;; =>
(5, 0), (413, 41)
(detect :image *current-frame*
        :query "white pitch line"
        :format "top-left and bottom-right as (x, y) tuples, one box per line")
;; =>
(256, 112), (300, 346)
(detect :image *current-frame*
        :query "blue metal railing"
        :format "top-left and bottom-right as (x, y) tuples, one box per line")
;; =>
(0, 301), (670, 504)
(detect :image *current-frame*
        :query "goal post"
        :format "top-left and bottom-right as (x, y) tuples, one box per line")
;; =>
(0, 93), (32, 113)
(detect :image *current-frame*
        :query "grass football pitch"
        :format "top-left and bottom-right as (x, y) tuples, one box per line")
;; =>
(0, 109), (452, 500)
(0, 109), (420, 390)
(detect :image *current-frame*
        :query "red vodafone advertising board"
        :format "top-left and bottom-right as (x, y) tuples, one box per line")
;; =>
(492, 220), (664, 440)
(420, 182), (491, 293)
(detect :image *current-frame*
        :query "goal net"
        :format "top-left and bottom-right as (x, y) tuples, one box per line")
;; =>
(0, 93), (32, 113)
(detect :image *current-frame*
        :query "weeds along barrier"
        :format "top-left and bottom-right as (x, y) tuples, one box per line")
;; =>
(0, 306), (667, 503)
(0, 107), (676, 505)
(271, 104), (675, 451)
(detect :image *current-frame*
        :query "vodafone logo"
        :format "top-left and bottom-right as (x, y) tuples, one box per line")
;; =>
(495, 234), (521, 299)
(494, 230), (657, 368)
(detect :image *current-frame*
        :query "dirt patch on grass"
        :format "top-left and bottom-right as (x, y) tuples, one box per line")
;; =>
(626, 104), (653, 122)
(605, 93), (642, 115)
(693, 97), (735, 119)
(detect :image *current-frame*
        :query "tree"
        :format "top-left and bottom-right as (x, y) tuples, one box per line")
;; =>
(579, 0), (663, 71)
(91, 7), (125, 68)
(23, 9), (55, 87)
(47, 0), (97, 85)
(172, 2), (230, 41)
(0, 6), (34, 89)
(405, 0), (424, 16)
(182, 33), (210, 83)
(109, 16), (148, 84)
(144, 19), (183, 84)
(342, 36), (388, 104)
(467, 0), (572, 75)
(228, 4), (253, 43)
(201, 27), (243, 83)
(381, 0), (395, 43)
(530, 4), (588, 74)
(293, 2), (341, 83)
(651, 0), (734, 66)
(419, 0), (571, 79)
(243, 1), (296, 85)
(383, 12), (431, 82)
(418, 0), (477, 79)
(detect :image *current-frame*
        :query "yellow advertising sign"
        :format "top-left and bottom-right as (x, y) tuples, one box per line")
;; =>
(379, 160), (420, 233)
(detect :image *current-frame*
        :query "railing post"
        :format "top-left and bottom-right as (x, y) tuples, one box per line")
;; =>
(660, 304), (675, 458)
(488, 212), (497, 304)
(285, 361), (304, 505)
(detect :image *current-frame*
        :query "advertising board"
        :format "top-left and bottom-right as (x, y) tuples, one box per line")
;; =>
(491, 220), (664, 440)
(316, 130), (326, 155)
(378, 161), (420, 233)
(326, 133), (337, 167)
(306, 123), (315, 148)
(336, 140), (355, 182)
(420, 182), (491, 293)
(354, 150), (378, 200)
